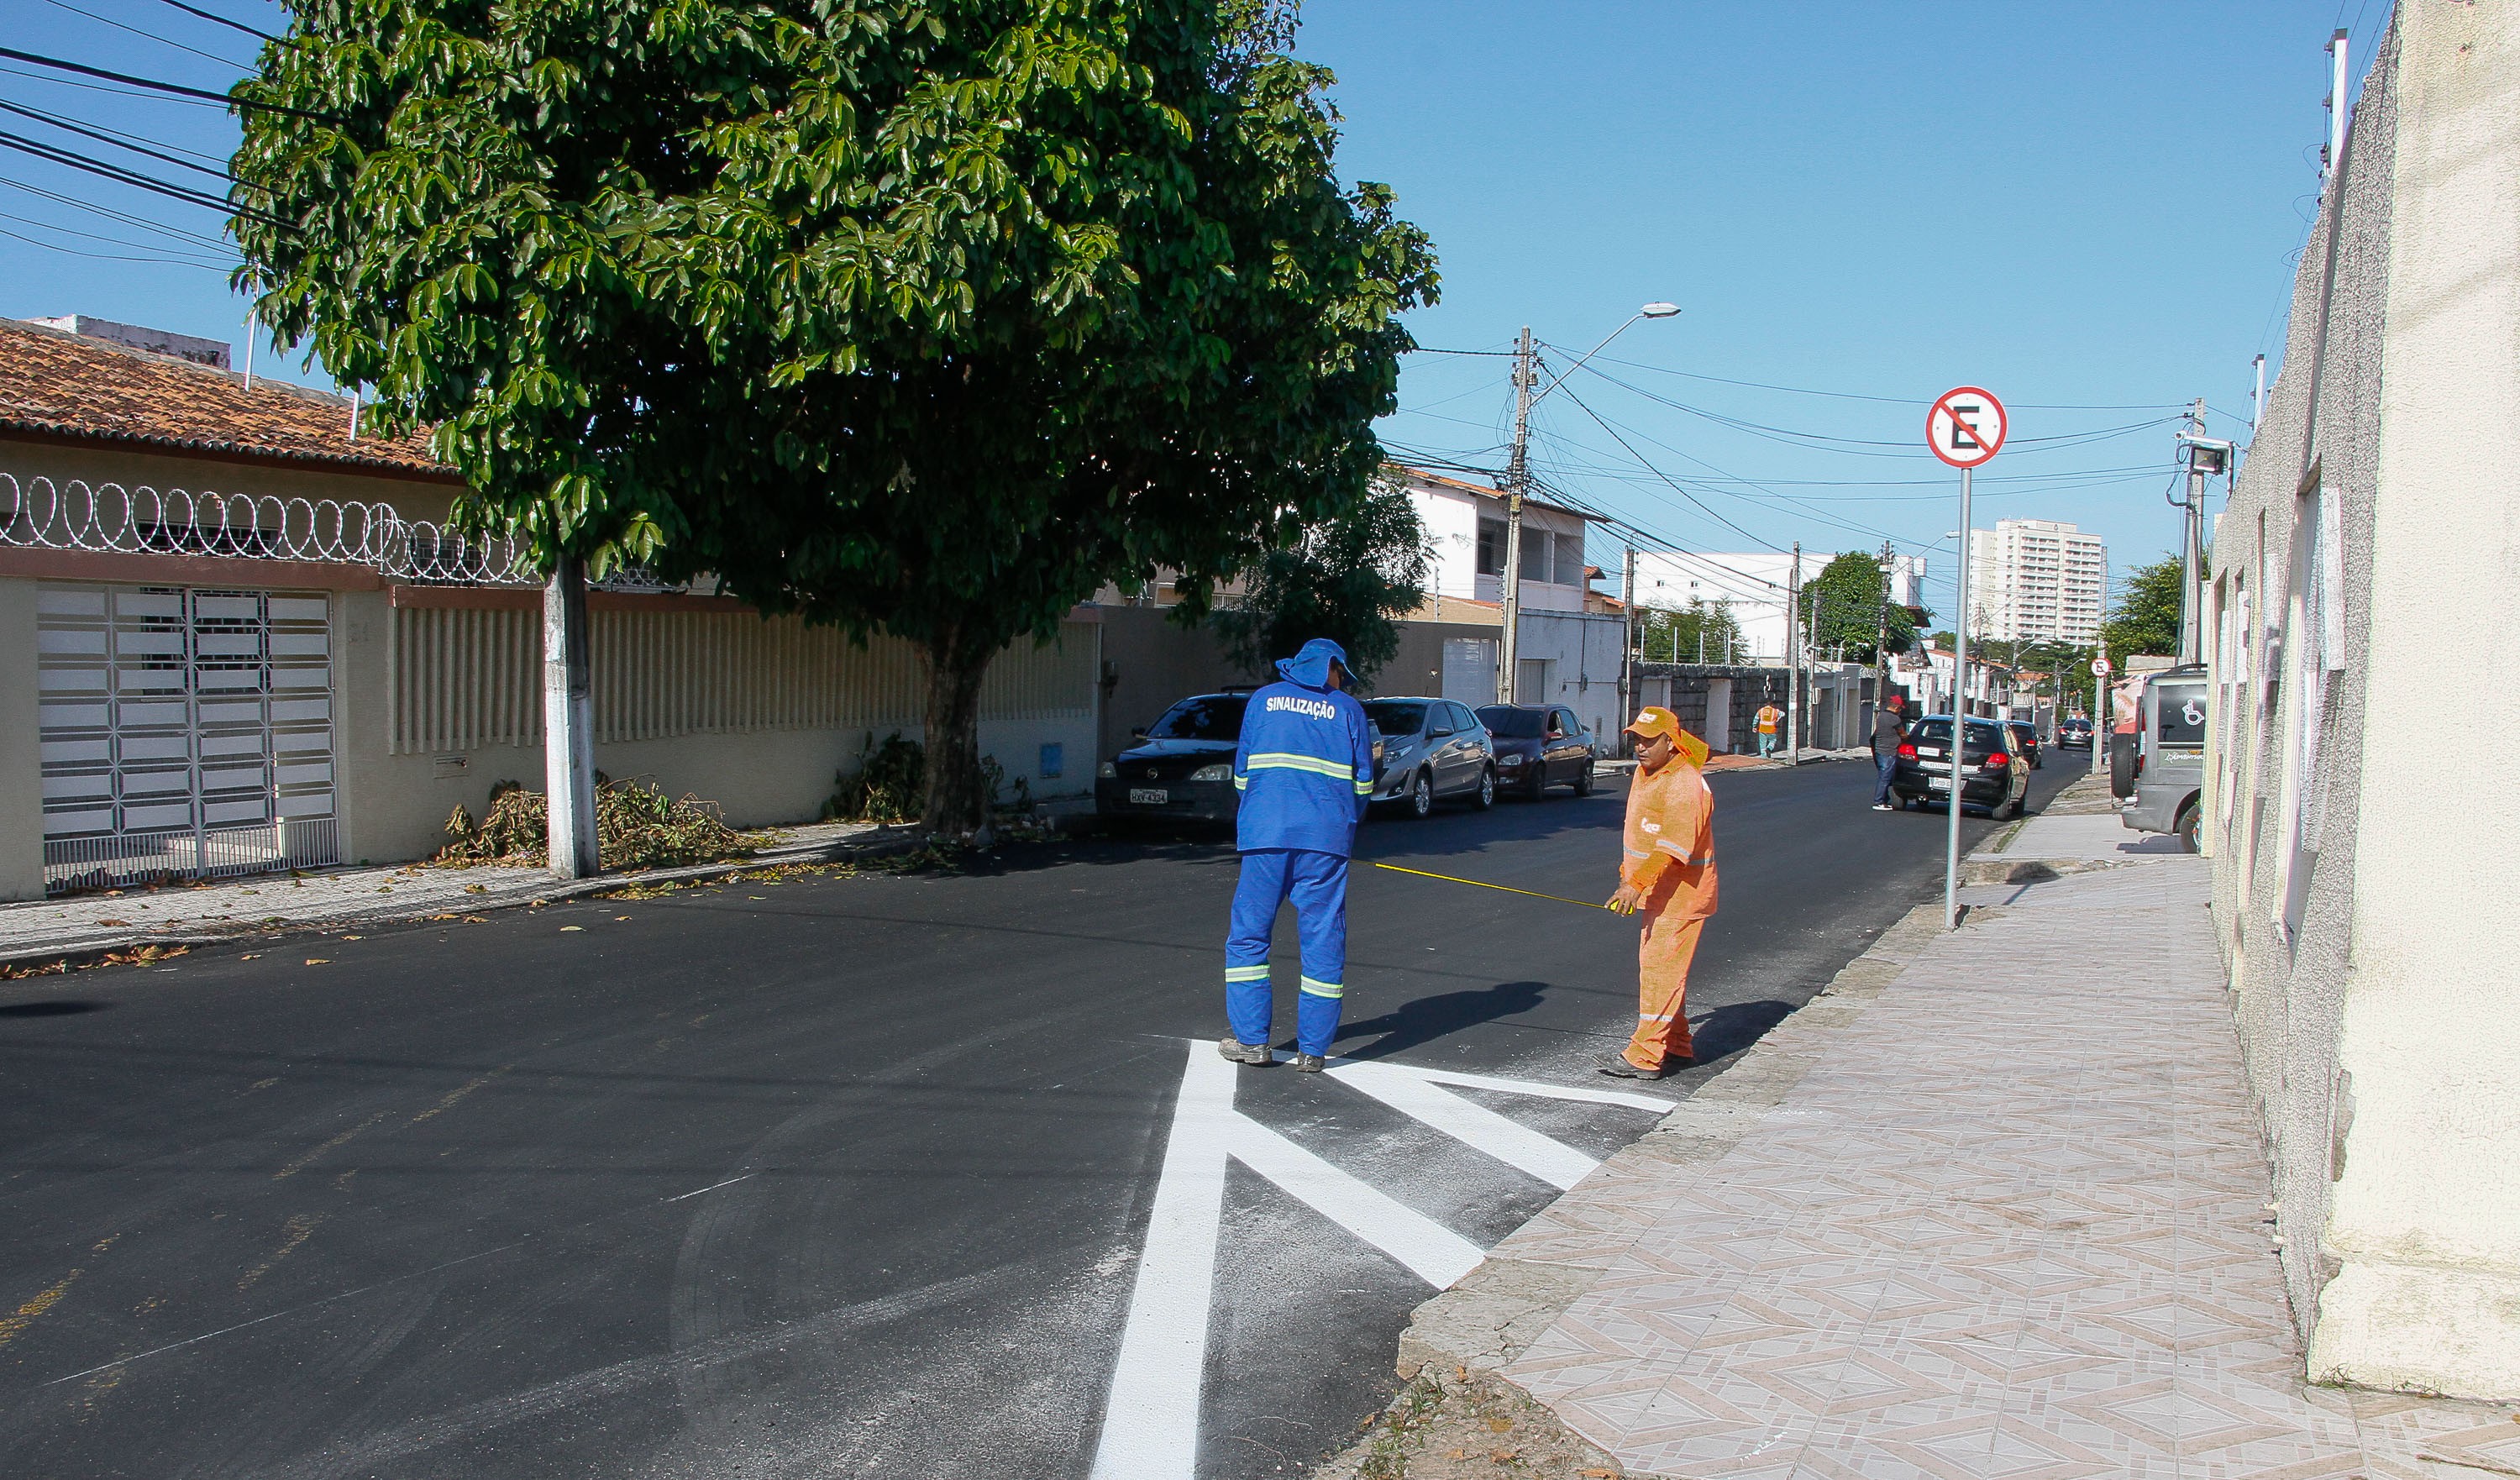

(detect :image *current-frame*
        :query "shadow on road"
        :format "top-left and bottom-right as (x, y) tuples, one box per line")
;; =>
(1328, 979), (1551, 1060)
(1688, 998), (1793, 1063)
(0, 1000), (109, 1018)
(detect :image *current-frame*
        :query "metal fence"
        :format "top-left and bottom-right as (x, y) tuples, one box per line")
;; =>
(0, 473), (665, 590)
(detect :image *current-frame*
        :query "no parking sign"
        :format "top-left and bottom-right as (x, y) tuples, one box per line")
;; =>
(1926, 387), (2008, 469)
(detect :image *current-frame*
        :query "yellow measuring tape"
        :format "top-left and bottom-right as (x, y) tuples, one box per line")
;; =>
(1367, 861), (1612, 911)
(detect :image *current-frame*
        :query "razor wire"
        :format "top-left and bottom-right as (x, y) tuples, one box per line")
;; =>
(0, 474), (670, 591)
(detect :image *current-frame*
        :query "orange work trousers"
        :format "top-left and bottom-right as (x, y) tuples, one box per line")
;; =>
(1622, 909), (1705, 1071)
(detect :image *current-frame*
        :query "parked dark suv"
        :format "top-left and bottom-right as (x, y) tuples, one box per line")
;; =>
(1891, 715), (2028, 818)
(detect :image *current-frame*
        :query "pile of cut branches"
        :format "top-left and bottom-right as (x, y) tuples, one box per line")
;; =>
(437, 779), (752, 871)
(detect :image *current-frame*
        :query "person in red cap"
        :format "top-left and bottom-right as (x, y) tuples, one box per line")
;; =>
(1602, 706), (1717, 1079)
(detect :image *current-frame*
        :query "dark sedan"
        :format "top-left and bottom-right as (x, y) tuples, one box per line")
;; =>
(1891, 714), (2028, 818)
(2005, 719), (2044, 770)
(1095, 693), (1249, 825)
(1473, 703), (1599, 799)
(2057, 717), (2094, 749)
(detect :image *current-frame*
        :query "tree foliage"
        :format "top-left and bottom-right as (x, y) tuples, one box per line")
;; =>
(2100, 552), (2192, 660)
(1637, 598), (1746, 664)
(1798, 551), (1919, 663)
(1211, 475), (1427, 685)
(231, 0), (1436, 832)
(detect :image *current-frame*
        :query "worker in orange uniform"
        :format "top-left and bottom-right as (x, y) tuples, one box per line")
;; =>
(1601, 706), (1717, 1079)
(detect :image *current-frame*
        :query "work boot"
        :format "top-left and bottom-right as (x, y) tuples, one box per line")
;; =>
(1291, 1053), (1328, 1073)
(1598, 1056), (1683, 1080)
(1217, 1038), (1274, 1067)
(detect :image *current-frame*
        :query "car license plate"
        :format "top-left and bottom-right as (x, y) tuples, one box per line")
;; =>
(1129, 788), (1168, 805)
(1927, 776), (1950, 791)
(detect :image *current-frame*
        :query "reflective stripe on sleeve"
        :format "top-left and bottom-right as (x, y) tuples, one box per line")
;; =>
(1225, 965), (1271, 983)
(1353, 779), (1373, 795)
(1298, 977), (1344, 1000)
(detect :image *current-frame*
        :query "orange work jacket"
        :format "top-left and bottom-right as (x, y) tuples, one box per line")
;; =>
(1622, 755), (1718, 920)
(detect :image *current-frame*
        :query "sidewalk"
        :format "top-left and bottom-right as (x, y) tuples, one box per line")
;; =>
(1352, 776), (2516, 1477)
(0, 818), (912, 968)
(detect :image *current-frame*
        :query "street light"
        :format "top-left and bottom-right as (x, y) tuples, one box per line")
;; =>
(1505, 302), (1678, 705)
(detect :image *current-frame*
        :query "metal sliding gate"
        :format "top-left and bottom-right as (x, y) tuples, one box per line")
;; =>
(36, 584), (339, 894)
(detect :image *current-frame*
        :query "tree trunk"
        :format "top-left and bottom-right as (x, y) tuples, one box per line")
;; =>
(920, 622), (993, 838)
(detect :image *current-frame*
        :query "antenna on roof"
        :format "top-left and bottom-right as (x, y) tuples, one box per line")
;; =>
(348, 386), (360, 441)
(241, 312), (254, 391)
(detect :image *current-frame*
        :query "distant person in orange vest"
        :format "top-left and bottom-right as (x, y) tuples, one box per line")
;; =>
(1754, 701), (1783, 758)
(1602, 707), (1717, 1079)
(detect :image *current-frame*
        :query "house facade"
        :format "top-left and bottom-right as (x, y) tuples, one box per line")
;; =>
(0, 319), (1097, 901)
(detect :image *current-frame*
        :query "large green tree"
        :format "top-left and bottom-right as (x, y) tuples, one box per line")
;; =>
(2100, 552), (2195, 660)
(1637, 597), (1746, 665)
(1211, 475), (1428, 685)
(1798, 550), (1920, 664)
(232, 0), (1435, 834)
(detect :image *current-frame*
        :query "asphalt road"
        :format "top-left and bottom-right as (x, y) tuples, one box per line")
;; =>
(0, 753), (2079, 1479)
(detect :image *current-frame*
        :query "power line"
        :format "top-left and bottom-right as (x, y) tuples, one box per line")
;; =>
(0, 221), (228, 268)
(0, 46), (335, 121)
(154, 0), (281, 45)
(0, 129), (286, 226)
(0, 170), (239, 249)
(39, 0), (254, 70)
(0, 100), (233, 181)
(1566, 348), (2192, 412)
(0, 207), (234, 262)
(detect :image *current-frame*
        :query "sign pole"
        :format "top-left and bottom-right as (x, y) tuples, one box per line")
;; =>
(1924, 386), (2005, 932)
(1945, 464), (1971, 930)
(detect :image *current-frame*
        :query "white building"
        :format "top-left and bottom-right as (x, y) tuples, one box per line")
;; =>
(1394, 466), (1595, 617)
(1966, 519), (2106, 643)
(1630, 549), (1929, 665)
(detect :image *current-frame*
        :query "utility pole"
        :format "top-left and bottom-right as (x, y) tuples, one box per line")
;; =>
(2091, 634), (2110, 777)
(2323, 28), (2350, 187)
(1786, 543), (1802, 760)
(2250, 353), (2266, 434)
(2173, 397), (2229, 667)
(543, 556), (598, 877)
(1620, 543), (1638, 718)
(1874, 540), (1896, 720)
(1499, 326), (1535, 704)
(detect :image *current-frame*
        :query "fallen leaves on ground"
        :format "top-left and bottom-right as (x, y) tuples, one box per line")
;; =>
(559, 926), (584, 932)
(303, 958), (328, 966)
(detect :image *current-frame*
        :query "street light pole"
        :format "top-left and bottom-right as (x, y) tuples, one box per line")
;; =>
(1501, 327), (1535, 702)
(1499, 303), (1679, 707)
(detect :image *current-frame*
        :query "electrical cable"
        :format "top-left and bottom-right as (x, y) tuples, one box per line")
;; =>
(0, 129), (287, 226)
(0, 97), (230, 165)
(0, 207), (234, 262)
(0, 46), (337, 121)
(0, 100), (233, 180)
(0, 170), (237, 248)
(1563, 347), (2192, 412)
(155, 0), (281, 45)
(39, 0), (253, 70)
(0, 222), (227, 267)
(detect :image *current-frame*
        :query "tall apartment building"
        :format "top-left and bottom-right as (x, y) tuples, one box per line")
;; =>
(1966, 519), (2106, 643)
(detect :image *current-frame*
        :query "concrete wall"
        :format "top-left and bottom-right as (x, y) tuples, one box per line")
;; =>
(2208, 3), (2520, 1401)
(1631, 664), (1792, 756)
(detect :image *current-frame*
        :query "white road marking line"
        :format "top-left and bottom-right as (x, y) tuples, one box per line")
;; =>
(1364, 1059), (1679, 1114)
(663, 1173), (752, 1203)
(1089, 1044), (1234, 1480)
(1223, 1115), (1484, 1287)
(1094, 1042), (1643, 1479)
(1325, 1062), (1599, 1191)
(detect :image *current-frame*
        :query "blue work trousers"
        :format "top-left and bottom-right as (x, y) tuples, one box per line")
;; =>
(1874, 750), (1899, 805)
(1225, 848), (1349, 1056)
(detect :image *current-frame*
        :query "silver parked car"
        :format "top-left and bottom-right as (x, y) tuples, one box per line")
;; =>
(1363, 697), (1496, 819)
(2118, 664), (2208, 852)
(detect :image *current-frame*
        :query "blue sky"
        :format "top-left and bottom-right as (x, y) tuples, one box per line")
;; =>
(0, 1), (2381, 617)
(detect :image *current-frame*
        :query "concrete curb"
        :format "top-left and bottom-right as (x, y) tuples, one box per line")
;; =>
(1311, 900), (1956, 1477)
(0, 828), (928, 974)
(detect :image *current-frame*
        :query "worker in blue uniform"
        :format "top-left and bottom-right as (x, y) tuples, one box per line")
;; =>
(1221, 637), (1378, 1073)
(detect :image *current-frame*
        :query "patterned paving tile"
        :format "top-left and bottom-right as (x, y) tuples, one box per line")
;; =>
(1489, 857), (2505, 1480)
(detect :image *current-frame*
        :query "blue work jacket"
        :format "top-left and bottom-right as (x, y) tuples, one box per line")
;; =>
(1233, 680), (1375, 855)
